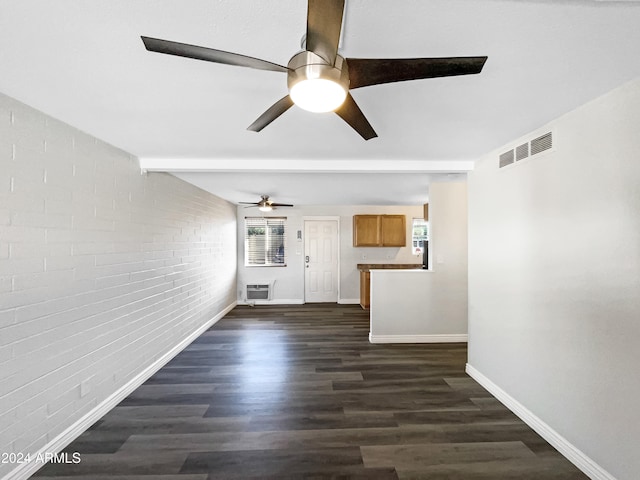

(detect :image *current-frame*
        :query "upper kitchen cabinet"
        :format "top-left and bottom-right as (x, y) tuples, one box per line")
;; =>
(353, 215), (381, 246)
(353, 215), (406, 247)
(380, 215), (406, 246)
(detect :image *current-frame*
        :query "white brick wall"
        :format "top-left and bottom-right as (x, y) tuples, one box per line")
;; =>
(0, 92), (237, 477)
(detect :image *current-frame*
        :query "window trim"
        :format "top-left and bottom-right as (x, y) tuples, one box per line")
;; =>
(244, 216), (287, 267)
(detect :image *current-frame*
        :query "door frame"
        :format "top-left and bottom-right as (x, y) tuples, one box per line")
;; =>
(303, 216), (341, 303)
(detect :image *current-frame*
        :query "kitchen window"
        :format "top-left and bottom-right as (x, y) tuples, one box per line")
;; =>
(411, 218), (429, 255)
(245, 217), (287, 266)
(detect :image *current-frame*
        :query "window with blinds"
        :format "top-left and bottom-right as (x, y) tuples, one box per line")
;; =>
(244, 217), (287, 266)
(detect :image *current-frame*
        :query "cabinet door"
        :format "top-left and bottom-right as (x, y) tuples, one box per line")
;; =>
(359, 270), (370, 309)
(353, 215), (381, 246)
(381, 215), (406, 246)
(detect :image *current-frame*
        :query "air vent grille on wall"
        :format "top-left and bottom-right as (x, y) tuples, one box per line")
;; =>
(498, 131), (553, 168)
(516, 143), (529, 161)
(530, 132), (553, 155)
(246, 284), (270, 300)
(499, 150), (515, 168)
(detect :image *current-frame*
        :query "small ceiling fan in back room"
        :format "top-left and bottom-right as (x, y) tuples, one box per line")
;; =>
(141, 0), (487, 140)
(240, 195), (294, 212)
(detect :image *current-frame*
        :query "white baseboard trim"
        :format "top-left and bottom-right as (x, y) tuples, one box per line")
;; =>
(238, 299), (360, 306)
(5, 301), (237, 480)
(338, 298), (360, 305)
(237, 299), (304, 305)
(465, 364), (616, 480)
(369, 333), (468, 344)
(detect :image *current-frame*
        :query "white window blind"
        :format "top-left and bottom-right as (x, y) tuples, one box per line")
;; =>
(245, 217), (286, 266)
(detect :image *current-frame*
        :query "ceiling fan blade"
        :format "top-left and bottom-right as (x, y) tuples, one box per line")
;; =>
(247, 95), (294, 132)
(270, 203), (294, 207)
(335, 93), (377, 141)
(306, 0), (345, 65)
(141, 36), (289, 73)
(239, 202), (260, 205)
(346, 56), (488, 89)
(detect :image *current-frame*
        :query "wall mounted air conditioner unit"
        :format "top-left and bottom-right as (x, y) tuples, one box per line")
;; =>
(246, 284), (271, 301)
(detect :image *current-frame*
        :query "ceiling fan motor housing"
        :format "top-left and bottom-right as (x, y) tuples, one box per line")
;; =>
(287, 51), (350, 112)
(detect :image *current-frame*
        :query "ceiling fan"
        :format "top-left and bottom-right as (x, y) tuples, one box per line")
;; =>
(240, 195), (294, 212)
(141, 0), (487, 140)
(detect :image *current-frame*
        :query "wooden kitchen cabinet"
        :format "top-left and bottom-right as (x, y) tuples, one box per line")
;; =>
(380, 215), (406, 246)
(353, 214), (406, 247)
(359, 270), (370, 309)
(353, 215), (381, 246)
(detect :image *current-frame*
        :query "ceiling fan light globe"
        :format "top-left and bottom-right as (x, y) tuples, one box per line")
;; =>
(287, 51), (350, 113)
(290, 78), (347, 113)
(258, 205), (273, 212)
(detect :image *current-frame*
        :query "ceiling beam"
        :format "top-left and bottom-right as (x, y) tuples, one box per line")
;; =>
(138, 158), (476, 173)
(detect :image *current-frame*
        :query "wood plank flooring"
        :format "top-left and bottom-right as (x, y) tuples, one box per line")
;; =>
(33, 304), (587, 479)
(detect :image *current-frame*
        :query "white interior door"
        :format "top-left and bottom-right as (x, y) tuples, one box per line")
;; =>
(304, 220), (339, 303)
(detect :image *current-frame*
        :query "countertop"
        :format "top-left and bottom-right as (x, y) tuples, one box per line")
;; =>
(357, 263), (423, 272)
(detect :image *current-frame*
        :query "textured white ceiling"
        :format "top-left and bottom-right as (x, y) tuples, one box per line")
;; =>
(2, 0), (640, 205)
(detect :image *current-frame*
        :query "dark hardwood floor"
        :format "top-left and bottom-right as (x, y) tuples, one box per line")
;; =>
(33, 304), (587, 479)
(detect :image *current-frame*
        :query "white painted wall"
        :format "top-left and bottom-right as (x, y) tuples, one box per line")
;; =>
(369, 270), (469, 342)
(0, 93), (237, 479)
(370, 181), (468, 342)
(236, 205), (424, 303)
(467, 78), (640, 480)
